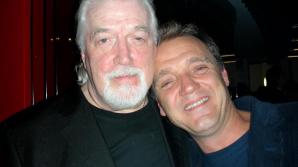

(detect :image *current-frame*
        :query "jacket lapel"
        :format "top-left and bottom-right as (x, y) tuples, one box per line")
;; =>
(61, 102), (115, 167)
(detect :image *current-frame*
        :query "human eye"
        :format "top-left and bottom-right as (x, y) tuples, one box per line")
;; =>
(100, 37), (109, 43)
(134, 36), (145, 41)
(192, 64), (209, 75)
(130, 31), (149, 45)
(161, 80), (173, 89)
(96, 36), (110, 45)
(158, 77), (176, 90)
(93, 32), (114, 46)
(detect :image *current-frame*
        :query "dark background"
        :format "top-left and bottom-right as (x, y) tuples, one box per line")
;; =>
(0, 0), (297, 121)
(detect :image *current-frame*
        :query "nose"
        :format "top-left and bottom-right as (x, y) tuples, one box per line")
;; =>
(114, 38), (132, 65)
(179, 74), (197, 96)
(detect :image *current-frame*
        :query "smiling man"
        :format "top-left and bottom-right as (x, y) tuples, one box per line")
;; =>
(0, 1), (191, 167)
(153, 22), (298, 167)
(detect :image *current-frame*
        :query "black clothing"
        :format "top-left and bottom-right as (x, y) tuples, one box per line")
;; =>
(89, 94), (172, 167)
(0, 87), (191, 167)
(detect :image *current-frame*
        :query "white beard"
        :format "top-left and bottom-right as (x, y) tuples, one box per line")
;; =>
(103, 66), (148, 110)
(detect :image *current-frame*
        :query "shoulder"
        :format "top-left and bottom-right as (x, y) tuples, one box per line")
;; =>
(234, 96), (279, 117)
(234, 96), (298, 129)
(234, 96), (285, 131)
(234, 96), (298, 112)
(276, 101), (298, 118)
(234, 96), (298, 165)
(1, 87), (82, 142)
(234, 96), (276, 112)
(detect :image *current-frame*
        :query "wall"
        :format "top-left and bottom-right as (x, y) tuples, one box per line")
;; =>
(0, 0), (79, 122)
(0, 0), (32, 122)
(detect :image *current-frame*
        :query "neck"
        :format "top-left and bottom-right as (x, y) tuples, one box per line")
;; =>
(194, 106), (250, 154)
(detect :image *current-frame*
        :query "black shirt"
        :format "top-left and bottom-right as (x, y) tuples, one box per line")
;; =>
(85, 97), (173, 167)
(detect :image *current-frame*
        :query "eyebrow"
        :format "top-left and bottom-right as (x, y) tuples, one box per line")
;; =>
(134, 25), (150, 33)
(154, 68), (172, 84)
(90, 28), (109, 41)
(187, 56), (212, 65)
(90, 25), (150, 41)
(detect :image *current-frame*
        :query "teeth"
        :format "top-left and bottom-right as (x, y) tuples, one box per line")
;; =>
(185, 97), (208, 111)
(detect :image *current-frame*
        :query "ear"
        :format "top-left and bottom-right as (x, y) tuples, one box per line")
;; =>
(157, 101), (167, 117)
(221, 68), (230, 87)
(81, 53), (86, 68)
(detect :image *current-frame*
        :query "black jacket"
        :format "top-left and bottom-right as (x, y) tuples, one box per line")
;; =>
(0, 87), (191, 167)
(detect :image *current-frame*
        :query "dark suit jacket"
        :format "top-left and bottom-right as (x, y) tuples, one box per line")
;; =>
(0, 87), (191, 167)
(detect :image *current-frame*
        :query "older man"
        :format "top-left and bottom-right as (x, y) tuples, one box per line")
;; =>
(0, 1), (191, 167)
(153, 22), (298, 167)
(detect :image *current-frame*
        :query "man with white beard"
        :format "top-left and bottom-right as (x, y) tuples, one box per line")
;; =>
(0, 0), (192, 167)
(102, 67), (148, 110)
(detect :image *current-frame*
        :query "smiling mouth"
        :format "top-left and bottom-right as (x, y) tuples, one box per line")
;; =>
(184, 97), (209, 111)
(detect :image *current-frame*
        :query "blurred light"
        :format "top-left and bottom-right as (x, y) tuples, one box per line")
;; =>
(292, 24), (298, 29)
(288, 55), (298, 58)
(264, 77), (267, 87)
(68, 38), (72, 42)
(221, 54), (235, 58)
(223, 60), (237, 64)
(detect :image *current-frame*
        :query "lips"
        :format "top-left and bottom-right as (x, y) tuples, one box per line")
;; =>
(113, 74), (139, 85)
(114, 74), (137, 80)
(184, 96), (209, 111)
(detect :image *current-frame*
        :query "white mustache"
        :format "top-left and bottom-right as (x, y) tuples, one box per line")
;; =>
(107, 67), (141, 79)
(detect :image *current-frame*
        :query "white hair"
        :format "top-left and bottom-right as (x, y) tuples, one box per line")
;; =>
(75, 0), (158, 85)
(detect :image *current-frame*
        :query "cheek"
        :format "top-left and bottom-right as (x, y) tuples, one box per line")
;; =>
(160, 93), (196, 130)
(199, 74), (225, 92)
(161, 93), (180, 115)
(89, 53), (115, 74)
(135, 44), (155, 61)
(135, 49), (154, 79)
(158, 92), (171, 108)
(135, 50), (154, 67)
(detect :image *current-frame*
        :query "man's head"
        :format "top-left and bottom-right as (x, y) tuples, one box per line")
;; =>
(76, 0), (158, 53)
(75, 0), (158, 112)
(153, 22), (232, 138)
